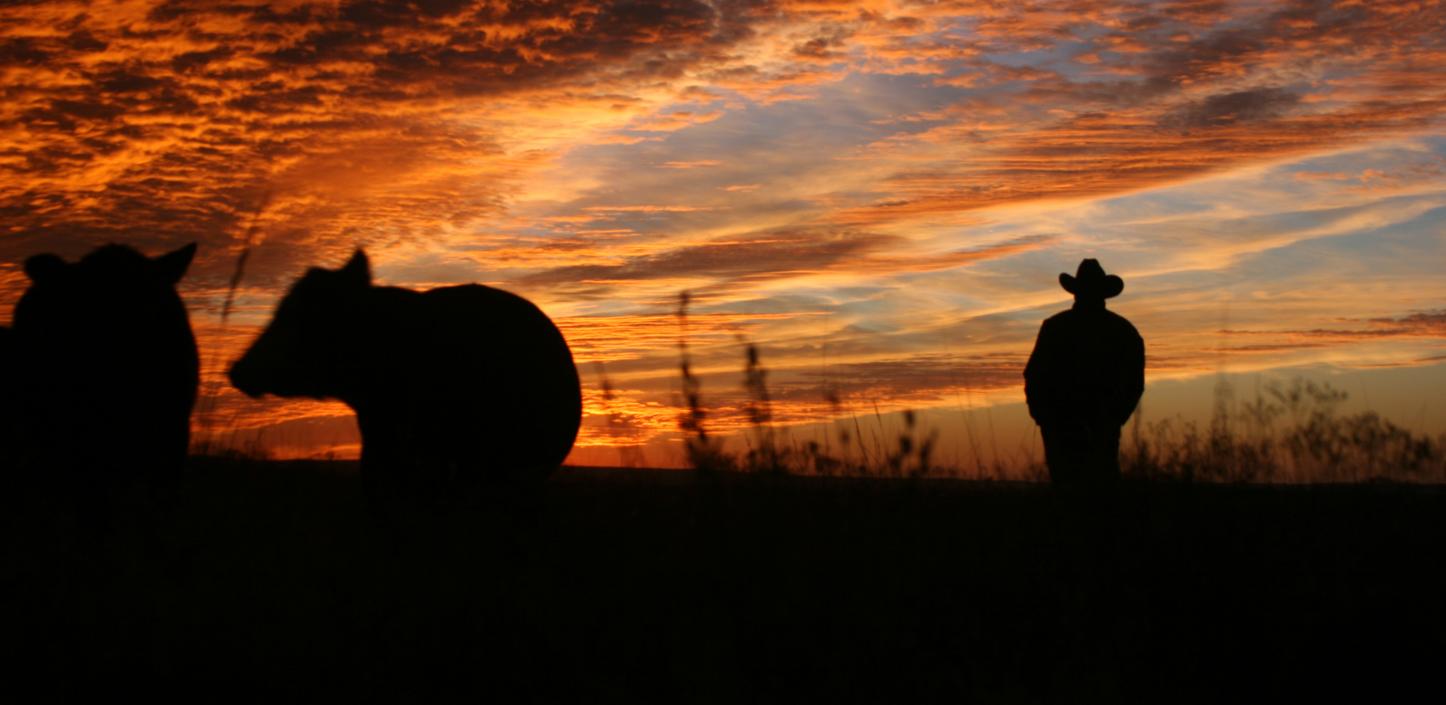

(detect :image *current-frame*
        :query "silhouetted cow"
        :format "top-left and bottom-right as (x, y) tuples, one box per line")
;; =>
(4, 243), (199, 494)
(229, 250), (582, 502)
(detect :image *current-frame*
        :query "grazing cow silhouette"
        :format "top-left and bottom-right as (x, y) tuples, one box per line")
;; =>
(1024, 259), (1145, 485)
(229, 249), (582, 501)
(4, 243), (199, 494)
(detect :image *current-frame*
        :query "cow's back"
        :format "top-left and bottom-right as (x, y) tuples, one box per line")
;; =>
(377, 284), (581, 474)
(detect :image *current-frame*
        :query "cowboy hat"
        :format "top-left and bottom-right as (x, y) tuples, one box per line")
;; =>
(1059, 258), (1124, 299)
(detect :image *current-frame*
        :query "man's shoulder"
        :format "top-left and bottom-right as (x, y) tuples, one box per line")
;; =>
(1103, 309), (1143, 339)
(1042, 309), (1075, 326)
(1042, 307), (1141, 335)
(1102, 308), (1138, 325)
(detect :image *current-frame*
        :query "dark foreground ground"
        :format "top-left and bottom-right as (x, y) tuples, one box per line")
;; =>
(4, 460), (1444, 703)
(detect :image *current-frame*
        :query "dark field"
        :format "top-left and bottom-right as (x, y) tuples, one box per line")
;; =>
(4, 460), (1444, 703)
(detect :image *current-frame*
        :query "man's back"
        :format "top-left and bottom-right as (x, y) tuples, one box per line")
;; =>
(1025, 306), (1144, 430)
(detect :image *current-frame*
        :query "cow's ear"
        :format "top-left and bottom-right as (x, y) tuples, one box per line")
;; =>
(153, 242), (197, 284)
(24, 253), (67, 283)
(339, 249), (371, 287)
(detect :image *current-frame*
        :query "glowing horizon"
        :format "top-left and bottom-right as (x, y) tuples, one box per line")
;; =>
(3, 1), (1444, 468)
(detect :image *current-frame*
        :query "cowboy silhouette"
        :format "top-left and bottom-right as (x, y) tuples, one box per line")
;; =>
(1024, 259), (1144, 484)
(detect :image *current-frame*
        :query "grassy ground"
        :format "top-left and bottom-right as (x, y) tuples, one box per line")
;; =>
(4, 459), (1444, 703)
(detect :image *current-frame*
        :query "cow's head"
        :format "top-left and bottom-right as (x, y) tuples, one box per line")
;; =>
(229, 249), (371, 401)
(15, 242), (197, 353)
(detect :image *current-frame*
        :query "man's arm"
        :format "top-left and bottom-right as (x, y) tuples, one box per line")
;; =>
(1024, 321), (1054, 425)
(1114, 324), (1145, 425)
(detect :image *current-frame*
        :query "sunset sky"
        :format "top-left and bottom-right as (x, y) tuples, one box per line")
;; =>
(3, 0), (1444, 469)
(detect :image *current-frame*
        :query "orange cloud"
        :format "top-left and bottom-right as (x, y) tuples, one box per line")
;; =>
(5, 0), (1445, 465)
(661, 159), (723, 169)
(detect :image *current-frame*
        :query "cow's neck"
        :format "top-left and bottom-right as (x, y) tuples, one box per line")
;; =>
(336, 285), (428, 412)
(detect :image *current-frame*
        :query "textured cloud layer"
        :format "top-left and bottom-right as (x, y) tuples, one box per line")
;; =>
(3, 1), (1444, 464)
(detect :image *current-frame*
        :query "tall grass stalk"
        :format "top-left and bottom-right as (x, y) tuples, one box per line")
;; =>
(194, 191), (270, 457)
(674, 320), (948, 479)
(676, 292), (733, 474)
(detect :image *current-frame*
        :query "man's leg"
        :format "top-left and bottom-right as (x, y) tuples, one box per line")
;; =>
(1083, 425), (1122, 483)
(1042, 425), (1086, 485)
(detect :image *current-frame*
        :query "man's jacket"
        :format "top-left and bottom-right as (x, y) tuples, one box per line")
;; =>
(1024, 305), (1145, 431)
